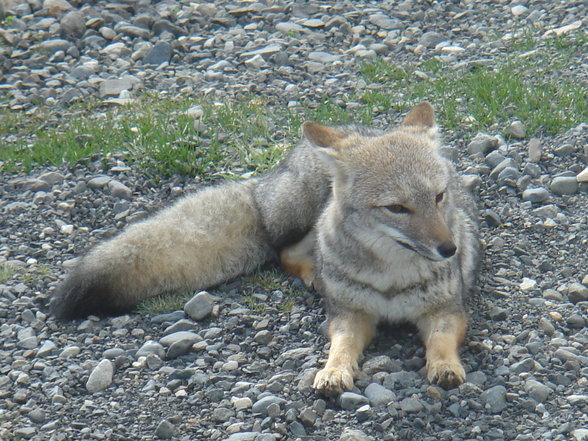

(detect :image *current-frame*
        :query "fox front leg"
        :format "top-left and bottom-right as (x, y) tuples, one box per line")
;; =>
(313, 311), (376, 397)
(417, 311), (467, 389)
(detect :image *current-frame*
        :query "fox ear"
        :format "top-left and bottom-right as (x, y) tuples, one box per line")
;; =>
(302, 122), (347, 150)
(401, 102), (436, 128)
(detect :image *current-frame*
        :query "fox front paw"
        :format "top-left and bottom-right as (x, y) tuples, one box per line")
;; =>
(427, 360), (466, 389)
(312, 367), (354, 397)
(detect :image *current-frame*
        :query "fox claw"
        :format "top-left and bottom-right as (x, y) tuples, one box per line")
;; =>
(427, 360), (465, 389)
(312, 367), (354, 397)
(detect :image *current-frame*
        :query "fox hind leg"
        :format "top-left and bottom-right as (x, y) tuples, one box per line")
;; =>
(313, 311), (376, 397)
(418, 312), (467, 389)
(280, 229), (316, 287)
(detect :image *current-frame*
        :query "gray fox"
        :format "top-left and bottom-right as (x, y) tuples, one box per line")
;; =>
(51, 102), (480, 396)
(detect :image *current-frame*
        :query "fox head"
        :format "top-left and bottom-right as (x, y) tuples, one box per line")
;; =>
(303, 102), (457, 262)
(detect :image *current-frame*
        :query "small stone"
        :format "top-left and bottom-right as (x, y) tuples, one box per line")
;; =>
(276, 22), (304, 34)
(308, 51), (340, 63)
(489, 306), (508, 321)
(38, 172), (64, 185)
(14, 427), (36, 439)
(506, 121), (526, 139)
(86, 359), (114, 393)
(186, 105), (204, 119)
(144, 41), (173, 65)
(37, 340), (57, 357)
(226, 433), (258, 441)
(364, 383), (395, 406)
(568, 283), (588, 303)
(567, 314), (586, 329)
(108, 180), (132, 199)
(520, 278), (537, 291)
(254, 330), (273, 345)
(252, 395), (286, 415)
(538, 318), (555, 335)
(577, 167), (588, 183)
(362, 355), (400, 375)
(232, 397), (252, 411)
(522, 188), (550, 203)
(550, 176), (579, 195)
(339, 428), (373, 441)
(241, 44), (281, 58)
(399, 397), (424, 413)
(525, 379), (551, 402)
(298, 407), (317, 426)
(511, 5), (528, 16)
(481, 385), (507, 413)
(244, 54), (267, 69)
(213, 407), (235, 422)
(43, 0), (72, 16)
(419, 31), (444, 48)
(511, 358), (535, 373)
(339, 392), (369, 410)
(184, 291), (214, 321)
(159, 331), (202, 347)
(28, 408), (46, 424)
(99, 78), (135, 98)
(527, 138), (542, 162)
(60, 10), (85, 38)
(368, 14), (402, 30)
(467, 133), (498, 155)
(39, 38), (72, 53)
(155, 419), (175, 439)
(136, 341), (166, 358)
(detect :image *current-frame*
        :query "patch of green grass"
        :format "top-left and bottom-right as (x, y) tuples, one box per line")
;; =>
(21, 264), (51, 285)
(2, 31), (584, 177)
(0, 95), (294, 179)
(241, 268), (307, 313)
(0, 264), (14, 284)
(135, 291), (193, 315)
(357, 31), (587, 136)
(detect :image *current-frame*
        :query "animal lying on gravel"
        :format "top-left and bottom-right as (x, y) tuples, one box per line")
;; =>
(51, 102), (480, 396)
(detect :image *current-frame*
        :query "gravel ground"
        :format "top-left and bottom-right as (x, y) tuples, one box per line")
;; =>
(1, 1), (587, 440)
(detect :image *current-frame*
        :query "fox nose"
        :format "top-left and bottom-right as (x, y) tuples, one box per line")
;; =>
(437, 241), (457, 258)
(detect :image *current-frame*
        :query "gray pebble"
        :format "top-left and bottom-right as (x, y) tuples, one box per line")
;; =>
(481, 385), (507, 413)
(399, 397), (424, 413)
(108, 180), (132, 199)
(226, 433), (258, 441)
(144, 41), (173, 65)
(568, 283), (588, 303)
(364, 382), (395, 406)
(159, 331), (202, 347)
(155, 419), (175, 439)
(339, 428), (373, 441)
(339, 392), (369, 410)
(86, 359), (114, 393)
(136, 340), (166, 358)
(522, 187), (550, 203)
(550, 176), (578, 195)
(527, 138), (542, 162)
(525, 379), (551, 402)
(467, 133), (498, 155)
(184, 291), (214, 321)
(252, 395), (286, 415)
(506, 120), (526, 139)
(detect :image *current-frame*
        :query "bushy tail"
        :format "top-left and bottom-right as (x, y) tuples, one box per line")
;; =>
(51, 181), (273, 319)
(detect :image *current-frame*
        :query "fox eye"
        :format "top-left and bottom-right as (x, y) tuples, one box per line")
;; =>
(384, 204), (410, 214)
(436, 192), (445, 204)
